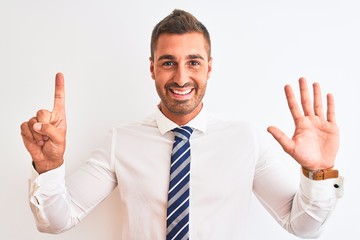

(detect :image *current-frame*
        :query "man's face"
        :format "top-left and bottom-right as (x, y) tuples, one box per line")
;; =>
(150, 32), (212, 124)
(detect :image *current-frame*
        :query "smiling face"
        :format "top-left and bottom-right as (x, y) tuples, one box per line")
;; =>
(150, 32), (212, 125)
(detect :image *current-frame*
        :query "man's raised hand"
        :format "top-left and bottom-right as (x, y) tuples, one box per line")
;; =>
(267, 77), (339, 171)
(21, 73), (67, 174)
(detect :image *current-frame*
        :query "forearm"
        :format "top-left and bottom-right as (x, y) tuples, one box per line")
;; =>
(30, 191), (81, 234)
(282, 173), (344, 238)
(29, 159), (117, 234)
(29, 164), (80, 233)
(253, 158), (343, 238)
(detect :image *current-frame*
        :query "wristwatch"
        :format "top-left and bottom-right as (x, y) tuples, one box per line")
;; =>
(302, 167), (339, 180)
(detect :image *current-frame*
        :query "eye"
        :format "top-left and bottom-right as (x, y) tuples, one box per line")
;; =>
(189, 61), (200, 66)
(162, 61), (176, 67)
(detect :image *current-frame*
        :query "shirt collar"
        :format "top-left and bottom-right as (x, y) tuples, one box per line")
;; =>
(155, 104), (208, 135)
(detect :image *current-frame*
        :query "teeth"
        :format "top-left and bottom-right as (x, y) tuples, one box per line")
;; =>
(172, 89), (191, 95)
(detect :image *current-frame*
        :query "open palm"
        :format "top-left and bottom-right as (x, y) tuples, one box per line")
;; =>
(267, 78), (339, 170)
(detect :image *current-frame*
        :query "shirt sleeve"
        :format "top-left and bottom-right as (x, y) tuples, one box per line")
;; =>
(28, 129), (118, 234)
(252, 130), (344, 238)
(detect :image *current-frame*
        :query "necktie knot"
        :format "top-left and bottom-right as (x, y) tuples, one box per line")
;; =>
(173, 126), (194, 141)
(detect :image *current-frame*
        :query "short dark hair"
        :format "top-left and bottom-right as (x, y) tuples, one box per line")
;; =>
(150, 9), (211, 60)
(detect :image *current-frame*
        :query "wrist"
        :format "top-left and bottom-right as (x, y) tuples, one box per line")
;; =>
(33, 160), (64, 174)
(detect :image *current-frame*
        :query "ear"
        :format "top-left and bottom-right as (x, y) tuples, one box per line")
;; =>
(149, 57), (155, 80)
(207, 57), (213, 80)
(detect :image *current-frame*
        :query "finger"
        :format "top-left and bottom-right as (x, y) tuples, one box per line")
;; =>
(284, 84), (303, 122)
(313, 82), (324, 119)
(326, 93), (336, 123)
(28, 117), (45, 146)
(21, 122), (41, 157)
(33, 122), (64, 145)
(21, 121), (36, 144)
(53, 72), (65, 113)
(267, 126), (294, 155)
(299, 77), (314, 116)
(36, 109), (52, 141)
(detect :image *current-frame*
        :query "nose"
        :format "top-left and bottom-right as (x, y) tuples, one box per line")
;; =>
(173, 65), (189, 87)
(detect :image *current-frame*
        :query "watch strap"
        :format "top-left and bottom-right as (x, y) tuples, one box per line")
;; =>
(302, 167), (339, 180)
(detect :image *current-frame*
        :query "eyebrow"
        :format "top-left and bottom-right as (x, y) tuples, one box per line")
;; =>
(187, 54), (205, 60)
(157, 54), (205, 61)
(157, 54), (175, 61)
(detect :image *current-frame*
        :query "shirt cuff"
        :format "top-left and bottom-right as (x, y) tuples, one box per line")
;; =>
(29, 163), (66, 205)
(300, 170), (344, 201)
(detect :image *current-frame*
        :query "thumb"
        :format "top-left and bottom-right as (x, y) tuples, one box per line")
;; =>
(33, 122), (64, 144)
(267, 126), (294, 154)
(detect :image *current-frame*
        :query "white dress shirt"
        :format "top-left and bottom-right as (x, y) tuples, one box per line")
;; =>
(29, 106), (344, 239)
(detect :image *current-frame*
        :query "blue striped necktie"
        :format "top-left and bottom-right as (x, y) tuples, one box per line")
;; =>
(166, 126), (194, 240)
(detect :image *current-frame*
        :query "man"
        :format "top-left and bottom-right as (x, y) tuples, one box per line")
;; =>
(21, 9), (343, 239)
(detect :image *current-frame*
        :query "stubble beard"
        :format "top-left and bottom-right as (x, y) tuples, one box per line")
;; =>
(157, 82), (207, 116)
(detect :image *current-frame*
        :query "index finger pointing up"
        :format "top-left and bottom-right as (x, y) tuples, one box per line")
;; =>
(53, 72), (65, 112)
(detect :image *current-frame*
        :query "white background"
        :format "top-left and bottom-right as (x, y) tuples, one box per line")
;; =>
(1, 0), (359, 239)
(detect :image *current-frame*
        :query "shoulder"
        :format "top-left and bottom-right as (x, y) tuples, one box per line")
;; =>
(207, 112), (254, 133)
(203, 112), (259, 145)
(110, 112), (161, 137)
